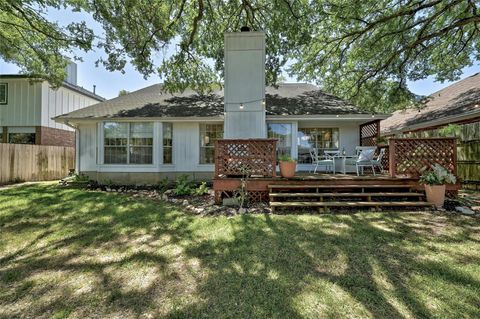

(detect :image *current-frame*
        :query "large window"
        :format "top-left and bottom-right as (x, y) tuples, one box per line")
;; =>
(0, 83), (7, 105)
(267, 123), (293, 158)
(200, 124), (223, 164)
(104, 122), (153, 164)
(163, 123), (173, 164)
(8, 133), (35, 144)
(297, 128), (339, 164)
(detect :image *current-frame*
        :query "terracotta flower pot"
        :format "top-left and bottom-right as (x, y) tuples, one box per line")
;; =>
(279, 161), (296, 178)
(424, 184), (446, 208)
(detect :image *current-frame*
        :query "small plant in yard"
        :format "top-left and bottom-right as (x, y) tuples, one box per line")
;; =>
(156, 177), (170, 192)
(174, 174), (194, 196)
(193, 182), (209, 196)
(232, 165), (250, 213)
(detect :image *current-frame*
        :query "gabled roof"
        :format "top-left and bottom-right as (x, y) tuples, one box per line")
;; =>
(381, 73), (480, 134)
(55, 83), (375, 121)
(0, 74), (105, 102)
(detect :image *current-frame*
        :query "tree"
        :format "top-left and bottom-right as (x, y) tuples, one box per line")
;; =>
(118, 89), (129, 96)
(2, 1), (480, 111)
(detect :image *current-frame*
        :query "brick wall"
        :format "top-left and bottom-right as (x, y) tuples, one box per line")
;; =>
(36, 126), (75, 147)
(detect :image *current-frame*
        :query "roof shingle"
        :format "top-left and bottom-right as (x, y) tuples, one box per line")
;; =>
(381, 73), (480, 134)
(55, 83), (371, 120)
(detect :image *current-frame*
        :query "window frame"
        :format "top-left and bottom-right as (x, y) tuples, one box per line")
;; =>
(162, 122), (173, 165)
(0, 83), (7, 105)
(103, 122), (154, 165)
(267, 122), (294, 159)
(199, 123), (224, 165)
(297, 127), (340, 164)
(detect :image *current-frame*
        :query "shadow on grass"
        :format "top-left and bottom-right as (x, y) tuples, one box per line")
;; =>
(0, 184), (479, 318)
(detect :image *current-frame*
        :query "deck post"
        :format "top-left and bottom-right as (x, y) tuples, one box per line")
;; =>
(388, 138), (396, 177)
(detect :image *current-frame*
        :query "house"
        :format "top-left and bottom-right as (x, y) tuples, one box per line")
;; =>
(0, 62), (104, 147)
(54, 31), (389, 184)
(381, 72), (480, 136)
(381, 73), (480, 184)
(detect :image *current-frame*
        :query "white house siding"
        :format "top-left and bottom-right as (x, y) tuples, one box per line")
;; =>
(0, 79), (41, 127)
(75, 118), (368, 183)
(78, 123), (97, 172)
(77, 121), (218, 183)
(41, 82), (99, 131)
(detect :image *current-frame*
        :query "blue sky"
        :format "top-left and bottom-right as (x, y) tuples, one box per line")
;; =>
(1, 7), (479, 100)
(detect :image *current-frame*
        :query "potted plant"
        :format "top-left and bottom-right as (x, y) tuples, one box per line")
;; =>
(278, 155), (297, 178)
(419, 164), (457, 208)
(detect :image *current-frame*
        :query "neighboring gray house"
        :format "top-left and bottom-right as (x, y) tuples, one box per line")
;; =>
(0, 63), (104, 146)
(55, 31), (388, 183)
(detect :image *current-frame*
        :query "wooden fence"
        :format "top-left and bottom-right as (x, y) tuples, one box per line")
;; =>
(388, 138), (457, 178)
(0, 143), (75, 184)
(214, 139), (277, 177)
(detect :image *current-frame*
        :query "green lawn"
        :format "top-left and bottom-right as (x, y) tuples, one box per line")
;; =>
(1, 184), (479, 319)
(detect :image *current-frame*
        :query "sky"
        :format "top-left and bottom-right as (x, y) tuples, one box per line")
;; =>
(1, 7), (479, 100)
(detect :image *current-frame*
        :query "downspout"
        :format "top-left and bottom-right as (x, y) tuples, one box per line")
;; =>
(64, 120), (80, 173)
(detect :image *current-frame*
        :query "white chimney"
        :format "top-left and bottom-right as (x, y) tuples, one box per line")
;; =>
(65, 61), (77, 85)
(224, 30), (266, 138)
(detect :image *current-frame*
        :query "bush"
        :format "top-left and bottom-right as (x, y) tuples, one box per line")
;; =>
(157, 177), (170, 192)
(174, 175), (194, 196)
(193, 182), (209, 196)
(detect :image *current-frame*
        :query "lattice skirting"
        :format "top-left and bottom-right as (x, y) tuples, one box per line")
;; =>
(214, 190), (270, 204)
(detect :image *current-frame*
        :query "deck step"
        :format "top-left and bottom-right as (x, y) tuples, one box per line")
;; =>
(270, 201), (432, 208)
(268, 184), (412, 189)
(269, 192), (424, 198)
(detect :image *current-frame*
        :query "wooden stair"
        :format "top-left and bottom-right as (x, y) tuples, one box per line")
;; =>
(268, 183), (433, 213)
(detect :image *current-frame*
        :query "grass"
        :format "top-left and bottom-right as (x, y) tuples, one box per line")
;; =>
(0, 183), (479, 318)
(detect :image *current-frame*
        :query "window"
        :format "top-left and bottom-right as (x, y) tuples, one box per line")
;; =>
(8, 133), (36, 144)
(297, 128), (339, 164)
(200, 124), (223, 164)
(163, 123), (173, 164)
(267, 123), (293, 158)
(0, 83), (7, 105)
(104, 122), (153, 164)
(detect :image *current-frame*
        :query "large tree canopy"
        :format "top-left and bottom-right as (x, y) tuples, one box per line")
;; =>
(1, 0), (480, 111)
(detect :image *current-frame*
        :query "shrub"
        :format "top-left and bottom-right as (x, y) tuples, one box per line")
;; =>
(193, 182), (209, 196)
(174, 174), (193, 196)
(157, 177), (170, 192)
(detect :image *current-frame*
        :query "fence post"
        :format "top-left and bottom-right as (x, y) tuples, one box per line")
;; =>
(388, 138), (396, 177)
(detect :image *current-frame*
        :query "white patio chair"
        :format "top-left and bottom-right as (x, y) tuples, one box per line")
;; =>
(309, 149), (335, 174)
(355, 147), (377, 176)
(371, 148), (386, 174)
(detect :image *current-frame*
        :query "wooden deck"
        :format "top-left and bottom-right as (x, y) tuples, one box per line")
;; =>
(213, 173), (461, 211)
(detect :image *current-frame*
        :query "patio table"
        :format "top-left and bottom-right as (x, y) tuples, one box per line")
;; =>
(333, 155), (357, 174)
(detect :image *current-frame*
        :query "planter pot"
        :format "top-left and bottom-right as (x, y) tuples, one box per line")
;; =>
(279, 161), (296, 178)
(424, 184), (446, 208)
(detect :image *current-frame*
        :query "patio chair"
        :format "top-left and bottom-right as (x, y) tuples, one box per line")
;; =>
(371, 148), (386, 174)
(354, 147), (377, 176)
(309, 149), (335, 174)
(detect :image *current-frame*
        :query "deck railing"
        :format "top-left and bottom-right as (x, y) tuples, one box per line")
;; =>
(214, 139), (277, 178)
(388, 137), (457, 178)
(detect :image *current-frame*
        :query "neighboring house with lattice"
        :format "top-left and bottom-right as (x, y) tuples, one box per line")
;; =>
(0, 62), (104, 147)
(54, 30), (389, 183)
(381, 73), (480, 185)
